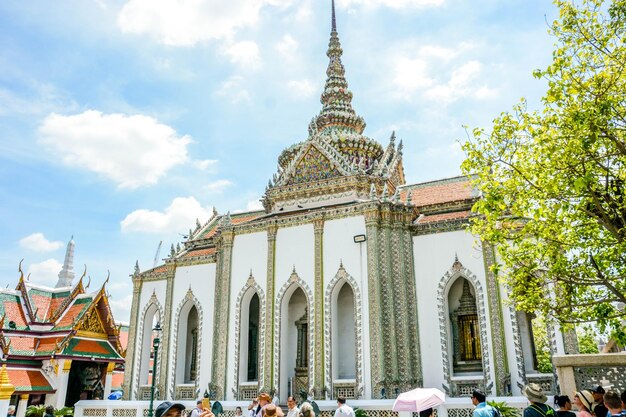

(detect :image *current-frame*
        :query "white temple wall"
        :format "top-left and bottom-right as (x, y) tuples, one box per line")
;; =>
(169, 263), (217, 394)
(226, 231), (268, 400)
(322, 216), (370, 398)
(412, 230), (496, 392)
(500, 286), (524, 396)
(275, 224), (314, 399)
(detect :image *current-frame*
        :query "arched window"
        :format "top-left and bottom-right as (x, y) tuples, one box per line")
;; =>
(139, 306), (161, 385)
(333, 282), (356, 379)
(185, 306), (199, 382)
(448, 278), (483, 374)
(247, 293), (260, 381)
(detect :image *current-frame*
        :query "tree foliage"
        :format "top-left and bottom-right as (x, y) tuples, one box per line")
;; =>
(462, 0), (626, 342)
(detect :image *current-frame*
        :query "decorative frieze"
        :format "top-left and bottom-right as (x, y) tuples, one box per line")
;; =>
(313, 218), (325, 398)
(264, 226), (277, 391)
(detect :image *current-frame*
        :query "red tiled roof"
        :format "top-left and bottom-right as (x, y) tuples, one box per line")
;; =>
(200, 211), (265, 239)
(181, 247), (216, 259)
(36, 337), (64, 354)
(55, 298), (91, 329)
(7, 336), (64, 356)
(6, 369), (54, 393)
(401, 177), (475, 207)
(62, 338), (122, 360)
(118, 327), (128, 350)
(1, 299), (29, 329)
(417, 210), (472, 224)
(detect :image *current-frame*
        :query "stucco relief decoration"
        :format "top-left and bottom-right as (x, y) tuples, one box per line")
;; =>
(232, 273), (266, 399)
(507, 289), (529, 387)
(169, 288), (204, 397)
(437, 257), (492, 395)
(134, 292), (164, 395)
(323, 262), (364, 398)
(273, 268), (315, 396)
(288, 146), (342, 185)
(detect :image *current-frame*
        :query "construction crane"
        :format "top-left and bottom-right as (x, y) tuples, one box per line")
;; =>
(153, 241), (162, 268)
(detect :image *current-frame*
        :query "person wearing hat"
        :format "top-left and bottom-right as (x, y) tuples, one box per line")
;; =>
(249, 399), (259, 417)
(252, 393), (272, 417)
(592, 386), (608, 417)
(264, 404), (285, 417)
(573, 390), (596, 417)
(155, 402), (186, 417)
(522, 383), (555, 417)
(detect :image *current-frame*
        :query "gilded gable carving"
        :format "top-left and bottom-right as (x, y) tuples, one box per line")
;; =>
(287, 146), (341, 185)
(79, 307), (106, 334)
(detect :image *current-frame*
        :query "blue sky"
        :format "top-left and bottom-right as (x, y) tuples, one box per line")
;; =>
(0, 0), (557, 322)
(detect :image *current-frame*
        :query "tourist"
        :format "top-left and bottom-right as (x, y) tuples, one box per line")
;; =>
(44, 406), (55, 417)
(471, 389), (495, 417)
(420, 409), (433, 417)
(522, 384), (554, 417)
(299, 402), (314, 417)
(621, 390), (626, 412)
(554, 395), (575, 417)
(191, 401), (203, 417)
(249, 399), (259, 417)
(236, 407), (243, 417)
(334, 397), (355, 417)
(264, 404), (284, 417)
(253, 393), (272, 417)
(573, 390), (595, 417)
(286, 396), (299, 417)
(7, 406), (15, 417)
(155, 402), (186, 417)
(603, 391), (625, 417)
(592, 386), (608, 417)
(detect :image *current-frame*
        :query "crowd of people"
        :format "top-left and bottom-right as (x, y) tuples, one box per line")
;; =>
(472, 384), (626, 417)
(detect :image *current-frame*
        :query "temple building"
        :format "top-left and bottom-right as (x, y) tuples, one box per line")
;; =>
(123, 1), (575, 403)
(0, 238), (126, 414)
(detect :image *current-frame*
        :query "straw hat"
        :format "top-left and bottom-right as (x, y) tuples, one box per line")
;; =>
(576, 390), (595, 412)
(259, 393), (272, 403)
(522, 383), (548, 404)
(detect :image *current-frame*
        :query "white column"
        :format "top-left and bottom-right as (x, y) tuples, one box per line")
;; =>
(16, 394), (28, 417)
(104, 363), (115, 399)
(53, 360), (72, 408)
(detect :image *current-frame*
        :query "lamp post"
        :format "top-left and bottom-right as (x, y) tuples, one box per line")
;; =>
(147, 322), (162, 417)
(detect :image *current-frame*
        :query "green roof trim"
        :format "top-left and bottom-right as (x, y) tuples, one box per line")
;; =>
(61, 338), (122, 360)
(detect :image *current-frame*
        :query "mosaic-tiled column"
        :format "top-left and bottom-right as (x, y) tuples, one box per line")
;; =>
(211, 230), (235, 399)
(263, 224), (278, 392)
(403, 226), (422, 386)
(364, 207), (384, 397)
(122, 273), (142, 399)
(379, 206), (398, 390)
(482, 243), (508, 395)
(313, 218), (325, 398)
(159, 269), (176, 399)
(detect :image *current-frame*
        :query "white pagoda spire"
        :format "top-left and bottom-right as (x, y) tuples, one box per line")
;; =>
(56, 236), (75, 288)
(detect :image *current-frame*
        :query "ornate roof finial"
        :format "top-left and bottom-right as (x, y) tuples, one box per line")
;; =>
(308, 0), (366, 136)
(370, 183), (377, 199)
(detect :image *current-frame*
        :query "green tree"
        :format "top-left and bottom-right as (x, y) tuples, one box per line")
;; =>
(577, 325), (601, 353)
(462, 0), (626, 342)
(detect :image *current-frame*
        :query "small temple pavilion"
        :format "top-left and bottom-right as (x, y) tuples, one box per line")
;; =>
(0, 238), (125, 415)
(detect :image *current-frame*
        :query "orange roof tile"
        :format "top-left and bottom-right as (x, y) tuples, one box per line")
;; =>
(111, 372), (125, 390)
(401, 177), (475, 207)
(417, 210), (472, 224)
(8, 336), (37, 354)
(55, 298), (91, 329)
(118, 327), (128, 350)
(181, 247), (216, 259)
(6, 369), (54, 393)
(1, 299), (29, 329)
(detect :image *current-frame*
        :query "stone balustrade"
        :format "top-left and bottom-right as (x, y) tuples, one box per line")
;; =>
(553, 353), (626, 395)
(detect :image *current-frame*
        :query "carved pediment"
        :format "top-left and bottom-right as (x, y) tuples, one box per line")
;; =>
(286, 144), (342, 185)
(77, 306), (106, 335)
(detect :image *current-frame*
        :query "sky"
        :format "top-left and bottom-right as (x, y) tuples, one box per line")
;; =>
(0, 0), (559, 323)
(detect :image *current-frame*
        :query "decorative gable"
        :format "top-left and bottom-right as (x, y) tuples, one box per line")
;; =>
(287, 145), (342, 185)
(77, 306), (106, 335)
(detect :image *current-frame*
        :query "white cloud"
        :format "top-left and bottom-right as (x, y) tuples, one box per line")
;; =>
(117, 0), (265, 47)
(216, 76), (252, 104)
(121, 196), (213, 233)
(27, 259), (63, 285)
(39, 110), (191, 189)
(108, 292), (133, 323)
(424, 60), (482, 103)
(222, 41), (261, 69)
(275, 35), (299, 57)
(204, 179), (233, 193)
(193, 159), (218, 170)
(286, 79), (316, 99)
(19, 233), (64, 252)
(341, 0), (444, 9)
(392, 57), (433, 99)
(246, 199), (264, 211)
